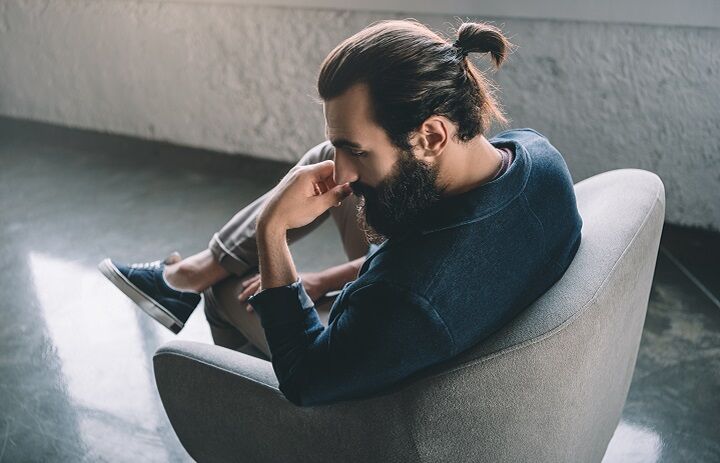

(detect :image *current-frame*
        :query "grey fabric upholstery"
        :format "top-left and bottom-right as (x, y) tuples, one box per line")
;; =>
(153, 169), (665, 463)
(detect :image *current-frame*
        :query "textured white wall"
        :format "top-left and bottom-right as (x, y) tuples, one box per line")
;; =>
(0, 1), (718, 230)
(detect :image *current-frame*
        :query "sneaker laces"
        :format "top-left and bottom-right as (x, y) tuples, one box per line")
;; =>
(129, 259), (164, 270)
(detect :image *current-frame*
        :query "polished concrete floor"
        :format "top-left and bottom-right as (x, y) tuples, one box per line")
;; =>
(1, 116), (718, 462)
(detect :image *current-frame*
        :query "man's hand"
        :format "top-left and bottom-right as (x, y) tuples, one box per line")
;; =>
(239, 271), (330, 312)
(257, 160), (353, 231)
(248, 160), (355, 304)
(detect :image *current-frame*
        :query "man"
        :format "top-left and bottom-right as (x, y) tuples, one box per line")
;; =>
(100, 19), (583, 406)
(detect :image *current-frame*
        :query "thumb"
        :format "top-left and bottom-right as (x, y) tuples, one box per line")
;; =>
(326, 183), (352, 207)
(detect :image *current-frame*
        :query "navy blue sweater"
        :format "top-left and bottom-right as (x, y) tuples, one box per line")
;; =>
(248, 128), (583, 406)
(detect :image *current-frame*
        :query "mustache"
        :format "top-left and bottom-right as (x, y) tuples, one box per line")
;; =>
(350, 181), (374, 197)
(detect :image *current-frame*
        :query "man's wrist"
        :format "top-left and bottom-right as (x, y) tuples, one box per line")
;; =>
(256, 216), (297, 289)
(257, 214), (288, 239)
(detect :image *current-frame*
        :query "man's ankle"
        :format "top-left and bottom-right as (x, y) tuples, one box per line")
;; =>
(164, 261), (205, 293)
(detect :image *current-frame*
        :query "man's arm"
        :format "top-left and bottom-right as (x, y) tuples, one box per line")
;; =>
(253, 195), (453, 407)
(253, 216), (367, 293)
(238, 256), (366, 309)
(256, 221), (298, 290)
(317, 256), (365, 292)
(247, 160), (454, 406)
(248, 275), (455, 406)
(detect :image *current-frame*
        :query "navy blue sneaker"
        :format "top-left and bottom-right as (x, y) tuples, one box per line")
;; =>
(98, 254), (201, 334)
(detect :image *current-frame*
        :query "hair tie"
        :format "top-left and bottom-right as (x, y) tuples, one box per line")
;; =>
(452, 39), (469, 58)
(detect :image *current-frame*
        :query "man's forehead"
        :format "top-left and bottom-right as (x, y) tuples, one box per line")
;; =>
(324, 111), (363, 136)
(323, 84), (372, 133)
(324, 112), (368, 149)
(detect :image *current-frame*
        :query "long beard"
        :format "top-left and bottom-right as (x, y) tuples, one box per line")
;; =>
(352, 151), (443, 245)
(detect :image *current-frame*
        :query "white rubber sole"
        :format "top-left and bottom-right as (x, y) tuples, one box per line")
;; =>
(98, 258), (184, 334)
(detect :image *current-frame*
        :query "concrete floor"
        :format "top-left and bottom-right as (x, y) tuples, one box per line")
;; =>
(1, 116), (718, 462)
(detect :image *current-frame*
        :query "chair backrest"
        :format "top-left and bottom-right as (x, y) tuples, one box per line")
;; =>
(381, 168), (665, 462)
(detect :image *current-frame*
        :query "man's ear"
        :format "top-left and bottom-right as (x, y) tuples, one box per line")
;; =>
(413, 116), (449, 160)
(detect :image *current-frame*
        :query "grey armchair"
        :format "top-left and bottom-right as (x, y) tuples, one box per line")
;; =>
(153, 168), (665, 463)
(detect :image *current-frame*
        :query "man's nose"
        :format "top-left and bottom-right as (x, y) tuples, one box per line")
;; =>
(333, 151), (359, 185)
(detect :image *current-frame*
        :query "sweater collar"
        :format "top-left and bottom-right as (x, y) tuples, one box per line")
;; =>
(362, 135), (532, 263)
(416, 136), (530, 234)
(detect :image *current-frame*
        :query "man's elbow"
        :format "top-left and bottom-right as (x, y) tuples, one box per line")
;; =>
(279, 378), (381, 407)
(278, 376), (349, 407)
(279, 380), (316, 407)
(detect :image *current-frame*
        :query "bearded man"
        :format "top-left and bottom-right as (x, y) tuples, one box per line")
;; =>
(100, 19), (583, 406)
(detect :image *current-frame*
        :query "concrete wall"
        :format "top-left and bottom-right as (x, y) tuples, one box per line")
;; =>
(1, 1), (718, 230)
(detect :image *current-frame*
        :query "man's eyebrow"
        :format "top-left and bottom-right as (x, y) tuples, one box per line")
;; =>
(330, 138), (364, 150)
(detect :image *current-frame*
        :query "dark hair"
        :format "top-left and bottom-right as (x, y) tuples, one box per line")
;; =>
(317, 19), (512, 152)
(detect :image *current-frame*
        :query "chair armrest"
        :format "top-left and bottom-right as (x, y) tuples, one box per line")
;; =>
(153, 340), (294, 462)
(154, 339), (280, 390)
(153, 340), (415, 462)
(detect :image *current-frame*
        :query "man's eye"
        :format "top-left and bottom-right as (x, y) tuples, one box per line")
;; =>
(350, 150), (367, 157)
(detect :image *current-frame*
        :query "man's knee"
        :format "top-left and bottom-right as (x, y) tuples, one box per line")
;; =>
(298, 139), (334, 166)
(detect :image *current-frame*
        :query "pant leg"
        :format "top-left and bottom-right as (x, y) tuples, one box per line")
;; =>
(203, 140), (370, 356)
(203, 197), (367, 357)
(208, 139), (369, 276)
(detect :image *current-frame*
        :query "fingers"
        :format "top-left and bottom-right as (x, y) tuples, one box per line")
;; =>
(313, 178), (345, 195)
(296, 161), (352, 211)
(313, 181), (329, 196)
(239, 274), (261, 302)
(308, 160), (335, 181)
(328, 183), (353, 207)
(241, 273), (260, 288)
(310, 175), (350, 209)
(321, 176), (339, 190)
(303, 160), (344, 196)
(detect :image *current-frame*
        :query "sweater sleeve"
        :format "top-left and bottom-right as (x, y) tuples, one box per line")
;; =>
(247, 278), (455, 406)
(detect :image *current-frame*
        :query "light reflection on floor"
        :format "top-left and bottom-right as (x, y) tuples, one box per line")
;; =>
(29, 251), (211, 461)
(603, 420), (663, 463)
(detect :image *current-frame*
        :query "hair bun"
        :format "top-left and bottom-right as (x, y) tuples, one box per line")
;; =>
(452, 39), (470, 58)
(455, 22), (511, 67)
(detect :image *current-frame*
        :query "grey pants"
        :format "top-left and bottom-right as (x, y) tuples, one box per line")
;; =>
(203, 139), (370, 359)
